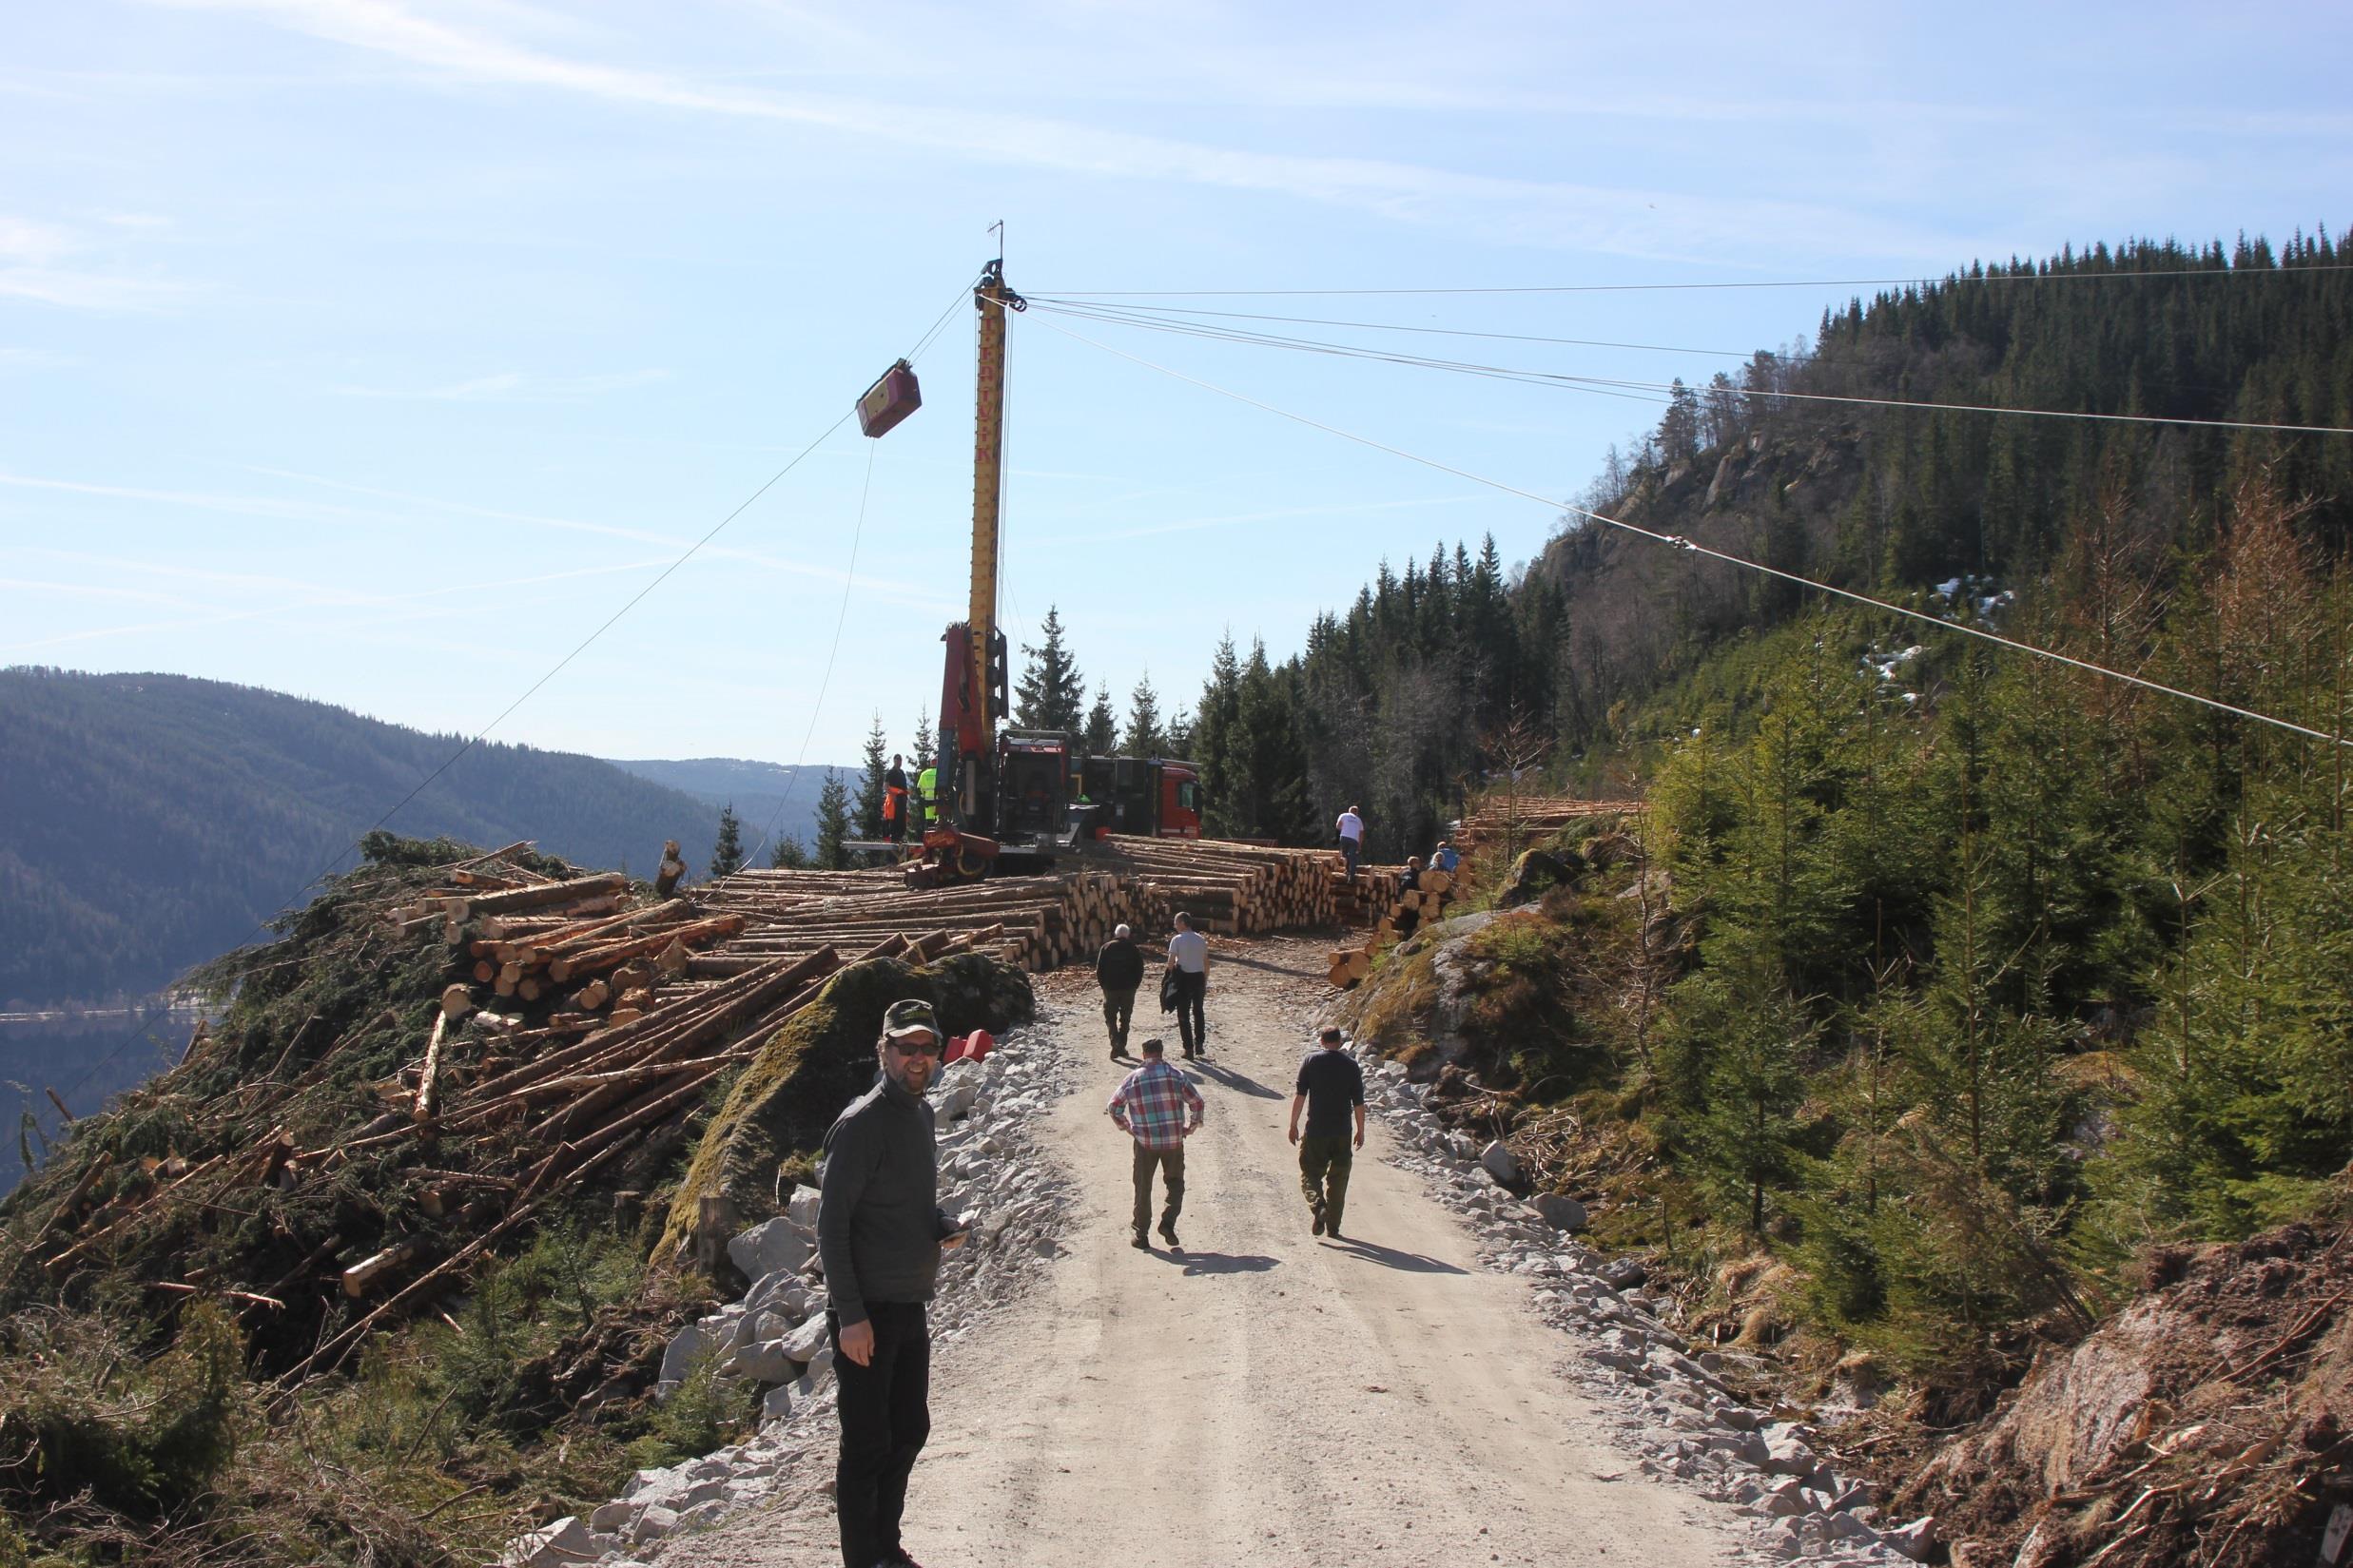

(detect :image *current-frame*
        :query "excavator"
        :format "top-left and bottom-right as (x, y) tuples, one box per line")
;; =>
(855, 260), (1203, 886)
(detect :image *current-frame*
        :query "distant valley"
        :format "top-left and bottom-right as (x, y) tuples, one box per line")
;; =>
(0, 668), (839, 1011)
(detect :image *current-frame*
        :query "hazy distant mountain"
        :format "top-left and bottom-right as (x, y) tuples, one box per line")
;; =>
(603, 757), (839, 855)
(0, 668), (729, 1008)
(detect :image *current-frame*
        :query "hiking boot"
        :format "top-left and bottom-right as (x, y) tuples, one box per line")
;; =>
(1157, 1223), (1180, 1251)
(1131, 1229), (1150, 1250)
(1311, 1205), (1326, 1236)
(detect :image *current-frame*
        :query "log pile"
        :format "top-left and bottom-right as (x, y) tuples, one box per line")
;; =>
(1324, 865), (1454, 989)
(1455, 793), (1637, 849)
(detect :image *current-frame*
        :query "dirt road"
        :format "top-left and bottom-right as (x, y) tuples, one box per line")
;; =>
(674, 937), (1745, 1568)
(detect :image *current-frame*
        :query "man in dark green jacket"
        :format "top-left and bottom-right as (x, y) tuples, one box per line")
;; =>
(1094, 922), (1144, 1060)
(819, 998), (965, 1568)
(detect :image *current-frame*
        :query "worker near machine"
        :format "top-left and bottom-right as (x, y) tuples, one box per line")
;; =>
(916, 762), (940, 829)
(1434, 840), (1460, 875)
(884, 754), (910, 844)
(1095, 922), (1144, 1060)
(1107, 1036), (1203, 1251)
(1336, 803), (1366, 881)
(1289, 1026), (1368, 1240)
(818, 999), (967, 1568)
(1166, 910), (1210, 1059)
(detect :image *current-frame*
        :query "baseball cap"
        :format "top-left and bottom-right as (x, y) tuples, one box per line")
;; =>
(882, 998), (940, 1040)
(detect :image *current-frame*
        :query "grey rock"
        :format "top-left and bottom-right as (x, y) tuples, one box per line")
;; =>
(1601, 1256), (1648, 1288)
(1877, 1515), (1935, 1561)
(785, 1183), (822, 1228)
(1532, 1192), (1589, 1231)
(933, 1060), (983, 1119)
(1480, 1140), (1520, 1184)
(589, 1500), (639, 1533)
(782, 1312), (831, 1363)
(728, 1218), (813, 1281)
(629, 1504), (680, 1543)
(723, 1340), (798, 1384)
(762, 1383), (794, 1423)
(746, 1270), (809, 1319)
(659, 1324), (712, 1384)
(503, 1515), (595, 1566)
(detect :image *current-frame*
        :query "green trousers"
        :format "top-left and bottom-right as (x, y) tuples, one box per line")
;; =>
(1298, 1135), (1353, 1233)
(1101, 986), (1136, 1051)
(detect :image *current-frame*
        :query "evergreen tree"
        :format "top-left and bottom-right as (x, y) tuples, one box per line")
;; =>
(912, 711), (934, 770)
(709, 803), (745, 879)
(768, 833), (810, 869)
(1123, 670), (1167, 756)
(1014, 606), (1086, 730)
(856, 713), (887, 839)
(1083, 682), (1118, 756)
(813, 770), (853, 870)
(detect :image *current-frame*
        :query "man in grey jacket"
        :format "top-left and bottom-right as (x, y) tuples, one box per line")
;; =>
(818, 998), (966, 1568)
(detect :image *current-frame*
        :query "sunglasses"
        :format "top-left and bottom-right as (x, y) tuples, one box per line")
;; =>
(888, 1036), (944, 1058)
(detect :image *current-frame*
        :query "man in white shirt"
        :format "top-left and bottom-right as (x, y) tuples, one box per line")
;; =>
(1335, 804), (1365, 881)
(1165, 911), (1211, 1060)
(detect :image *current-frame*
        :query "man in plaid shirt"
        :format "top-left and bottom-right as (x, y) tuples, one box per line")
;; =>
(1107, 1036), (1204, 1251)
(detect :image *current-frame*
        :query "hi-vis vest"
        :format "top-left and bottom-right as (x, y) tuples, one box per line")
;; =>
(884, 784), (906, 821)
(917, 766), (939, 821)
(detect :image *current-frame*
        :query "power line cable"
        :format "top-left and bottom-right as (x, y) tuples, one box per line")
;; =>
(1029, 295), (1753, 358)
(1027, 314), (2353, 753)
(51, 276), (984, 1114)
(1025, 299), (2352, 438)
(1038, 262), (2353, 299)
(732, 272), (985, 866)
(744, 438), (879, 869)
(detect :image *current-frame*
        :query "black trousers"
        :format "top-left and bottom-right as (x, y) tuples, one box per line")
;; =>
(830, 1302), (931, 1568)
(1172, 969), (1207, 1054)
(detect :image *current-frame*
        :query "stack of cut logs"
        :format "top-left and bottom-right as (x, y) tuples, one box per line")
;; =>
(262, 834), (1381, 1367)
(1454, 794), (1636, 849)
(1324, 865), (1451, 989)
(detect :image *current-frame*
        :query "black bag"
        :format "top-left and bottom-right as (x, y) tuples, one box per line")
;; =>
(1158, 964), (1180, 1014)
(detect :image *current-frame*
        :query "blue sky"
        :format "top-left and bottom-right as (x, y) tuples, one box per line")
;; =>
(4, 1), (2346, 771)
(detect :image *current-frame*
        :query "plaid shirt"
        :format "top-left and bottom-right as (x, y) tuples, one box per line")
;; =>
(1107, 1059), (1203, 1152)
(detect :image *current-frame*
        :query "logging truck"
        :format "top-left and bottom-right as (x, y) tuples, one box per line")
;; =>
(861, 259), (1205, 886)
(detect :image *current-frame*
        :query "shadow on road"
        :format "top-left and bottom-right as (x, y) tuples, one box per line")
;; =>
(1190, 1060), (1284, 1100)
(1149, 1249), (1281, 1277)
(1322, 1236), (1467, 1275)
(1214, 950), (1326, 979)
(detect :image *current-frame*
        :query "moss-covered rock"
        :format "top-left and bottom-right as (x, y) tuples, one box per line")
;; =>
(655, 952), (1032, 1267)
(1498, 847), (1580, 907)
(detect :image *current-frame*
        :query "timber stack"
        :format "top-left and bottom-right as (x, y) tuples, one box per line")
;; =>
(1454, 793), (1636, 850)
(1324, 864), (1451, 989)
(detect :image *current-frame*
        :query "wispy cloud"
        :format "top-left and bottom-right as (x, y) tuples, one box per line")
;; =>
(333, 366), (673, 401)
(0, 214), (185, 312)
(143, 0), (1962, 265)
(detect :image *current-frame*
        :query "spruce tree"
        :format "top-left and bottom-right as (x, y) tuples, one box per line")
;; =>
(710, 803), (745, 879)
(855, 712), (887, 839)
(1123, 670), (1166, 757)
(814, 770), (853, 869)
(912, 711), (935, 770)
(1083, 682), (1117, 756)
(1014, 606), (1085, 730)
(768, 833), (810, 869)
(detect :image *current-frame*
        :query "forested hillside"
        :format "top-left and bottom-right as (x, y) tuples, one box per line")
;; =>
(0, 669), (727, 1007)
(1156, 230), (2349, 861)
(1126, 227), (2353, 1445)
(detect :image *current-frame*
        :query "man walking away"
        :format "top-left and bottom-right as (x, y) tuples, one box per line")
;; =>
(1289, 1026), (1367, 1240)
(819, 999), (967, 1568)
(884, 754), (910, 844)
(1335, 804), (1365, 881)
(1107, 1036), (1203, 1251)
(1095, 922), (1144, 1059)
(1166, 911), (1210, 1059)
